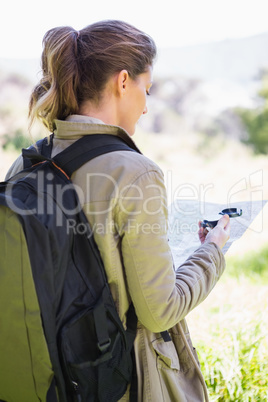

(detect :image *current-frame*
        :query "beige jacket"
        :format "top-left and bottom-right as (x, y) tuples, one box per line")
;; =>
(7, 115), (225, 401)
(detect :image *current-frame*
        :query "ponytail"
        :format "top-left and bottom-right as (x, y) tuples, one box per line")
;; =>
(29, 20), (156, 132)
(29, 26), (80, 131)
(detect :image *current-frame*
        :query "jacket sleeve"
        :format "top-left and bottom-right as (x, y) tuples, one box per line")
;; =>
(115, 168), (225, 333)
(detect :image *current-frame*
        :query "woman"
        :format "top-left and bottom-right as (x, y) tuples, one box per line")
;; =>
(6, 20), (230, 401)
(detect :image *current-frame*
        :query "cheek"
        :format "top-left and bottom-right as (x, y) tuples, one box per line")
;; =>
(137, 91), (147, 114)
(130, 95), (144, 120)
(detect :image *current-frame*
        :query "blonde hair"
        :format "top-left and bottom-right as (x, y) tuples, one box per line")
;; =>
(29, 20), (157, 131)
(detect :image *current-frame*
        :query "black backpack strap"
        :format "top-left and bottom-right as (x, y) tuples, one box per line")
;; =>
(46, 377), (58, 402)
(126, 303), (138, 402)
(23, 134), (139, 176)
(23, 134), (54, 169)
(161, 331), (171, 342)
(129, 346), (138, 402)
(40, 134), (54, 158)
(53, 134), (138, 177)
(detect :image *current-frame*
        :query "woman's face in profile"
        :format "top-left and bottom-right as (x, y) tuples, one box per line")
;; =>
(117, 66), (153, 136)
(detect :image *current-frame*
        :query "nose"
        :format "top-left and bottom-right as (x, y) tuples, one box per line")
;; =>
(143, 105), (148, 115)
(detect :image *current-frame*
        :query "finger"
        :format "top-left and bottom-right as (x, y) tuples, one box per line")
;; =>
(199, 225), (208, 235)
(224, 217), (231, 236)
(216, 214), (230, 229)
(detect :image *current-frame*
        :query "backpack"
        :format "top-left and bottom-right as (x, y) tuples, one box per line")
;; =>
(0, 134), (139, 402)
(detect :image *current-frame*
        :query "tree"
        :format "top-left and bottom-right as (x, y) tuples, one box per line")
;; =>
(237, 70), (268, 155)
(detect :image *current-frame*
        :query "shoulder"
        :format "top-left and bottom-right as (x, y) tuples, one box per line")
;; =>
(5, 154), (24, 180)
(74, 147), (164, 182)
(116, 149), (163, 177)
(117, 151), (166, 192)
(72, 149), (166, 204)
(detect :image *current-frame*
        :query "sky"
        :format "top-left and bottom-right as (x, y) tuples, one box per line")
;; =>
(1, 0), (268, 59)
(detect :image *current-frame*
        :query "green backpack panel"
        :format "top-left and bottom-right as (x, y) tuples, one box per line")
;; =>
(0, 206), (54, 401)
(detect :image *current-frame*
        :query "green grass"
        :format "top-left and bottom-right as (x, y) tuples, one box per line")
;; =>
(197, 318), (268, 401)
(226, 245), (268, 284)
(188, 244), (268, 401)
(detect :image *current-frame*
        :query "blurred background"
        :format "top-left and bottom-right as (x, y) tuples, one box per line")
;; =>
(1, 0), (268, 399)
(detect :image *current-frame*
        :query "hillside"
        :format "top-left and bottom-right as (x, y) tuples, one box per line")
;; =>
(155, 32), (268, 83)
(1, 32), (268, 84)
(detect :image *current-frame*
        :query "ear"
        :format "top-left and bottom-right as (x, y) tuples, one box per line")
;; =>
(116, 69), (129, 98)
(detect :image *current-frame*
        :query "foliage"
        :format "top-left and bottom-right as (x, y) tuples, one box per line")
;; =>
(2, 129), (32, 151)
(236, 71), (268, 155)
(226, 245), (268, 284)
(238, 107), (268, 154)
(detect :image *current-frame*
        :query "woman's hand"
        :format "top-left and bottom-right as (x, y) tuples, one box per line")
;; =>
(198, 222), (208, 244)
(198, 214), (230, 249)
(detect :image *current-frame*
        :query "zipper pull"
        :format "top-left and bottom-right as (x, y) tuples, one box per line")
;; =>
(71, 381), (82, 402)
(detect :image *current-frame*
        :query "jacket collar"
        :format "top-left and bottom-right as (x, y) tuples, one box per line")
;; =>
(53, 115), (141, 153)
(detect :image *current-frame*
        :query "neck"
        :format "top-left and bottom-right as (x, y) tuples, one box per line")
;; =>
(78, 97), (118, 126)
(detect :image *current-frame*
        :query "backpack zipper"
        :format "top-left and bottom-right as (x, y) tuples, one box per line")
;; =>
(71, 380), (82, 402)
